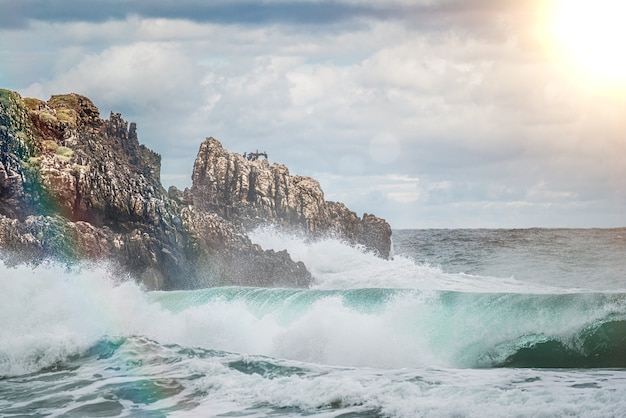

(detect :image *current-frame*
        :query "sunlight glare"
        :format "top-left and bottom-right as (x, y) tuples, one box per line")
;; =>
(551, 0), (626, 84)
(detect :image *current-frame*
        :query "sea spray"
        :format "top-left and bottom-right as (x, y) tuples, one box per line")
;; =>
(3, 229), (626, 417)
(248, 225), (570, 293)
(4, 232), (625, 377)
(149, 287), (626, 368)
(0, 261), (152, 377)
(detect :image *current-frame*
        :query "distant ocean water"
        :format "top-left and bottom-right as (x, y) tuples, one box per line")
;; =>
(1, 227), (625, 417)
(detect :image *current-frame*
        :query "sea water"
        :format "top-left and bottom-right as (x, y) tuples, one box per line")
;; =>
(1, 228), (625, 417)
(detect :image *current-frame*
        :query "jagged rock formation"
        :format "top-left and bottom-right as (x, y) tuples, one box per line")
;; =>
(188, 137), (392, 258)
(0, 89), (310, 289)
(0, 89), (391, 289)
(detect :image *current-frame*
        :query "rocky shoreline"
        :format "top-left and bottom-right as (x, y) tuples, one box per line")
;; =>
(0, 89), (391, 289)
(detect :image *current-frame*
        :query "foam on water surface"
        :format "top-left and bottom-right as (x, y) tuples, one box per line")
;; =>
(2, 258), (625, 376)
(248, 225), (587, 293)
(2, 335), (626, 417)
(2, 228), (626, 417)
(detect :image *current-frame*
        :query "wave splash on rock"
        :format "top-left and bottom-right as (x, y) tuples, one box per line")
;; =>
(0, 89), (390, 289)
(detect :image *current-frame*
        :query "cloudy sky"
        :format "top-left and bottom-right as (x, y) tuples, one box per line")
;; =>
(1, 0), (624, 228)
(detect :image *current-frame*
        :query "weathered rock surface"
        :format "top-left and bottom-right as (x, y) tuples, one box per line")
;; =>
(189, 137), (392, 257)
(0, 89), (390, 289)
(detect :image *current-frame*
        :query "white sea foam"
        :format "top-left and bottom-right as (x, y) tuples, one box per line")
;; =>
(10, 331), (625, 418)
(2, 230), (626, 417)
(3, 256), (621, 379)
(0, 261), (150, 376)
(247, 225), (567, 293)
(184, 363), (626, 418)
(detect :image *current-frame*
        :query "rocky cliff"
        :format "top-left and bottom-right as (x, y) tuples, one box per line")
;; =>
(0, 89), (391, 289)
(188, 137), (392, 258)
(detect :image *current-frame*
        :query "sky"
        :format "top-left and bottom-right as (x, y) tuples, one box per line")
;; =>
(0, 0), (624, 229)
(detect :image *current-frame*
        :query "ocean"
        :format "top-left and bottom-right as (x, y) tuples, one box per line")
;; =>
(1, 227), (625, 417)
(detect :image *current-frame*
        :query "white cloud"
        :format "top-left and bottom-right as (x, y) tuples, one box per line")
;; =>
(24, 41), (198, 112)
(2, 8), (625, 228)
